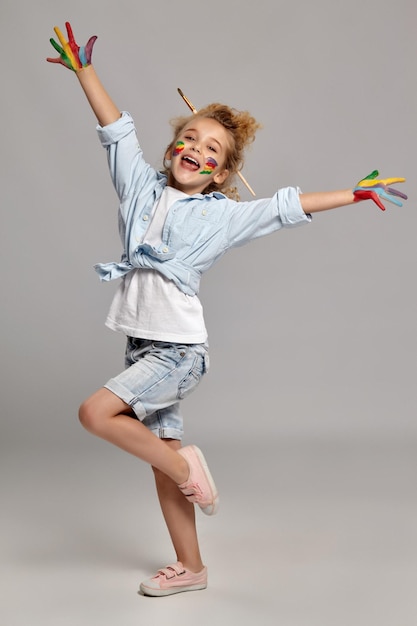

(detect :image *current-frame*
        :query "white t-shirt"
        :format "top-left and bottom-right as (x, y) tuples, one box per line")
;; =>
(105, 186), (208, 343)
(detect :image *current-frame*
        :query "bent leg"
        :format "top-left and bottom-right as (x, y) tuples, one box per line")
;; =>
(153, 439), (204, 573)
(79, 387), (189, 485)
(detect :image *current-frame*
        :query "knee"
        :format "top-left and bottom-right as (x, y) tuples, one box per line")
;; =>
(78, 398), (101, 434)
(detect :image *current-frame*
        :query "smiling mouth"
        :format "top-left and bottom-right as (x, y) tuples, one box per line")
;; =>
(181, 155), (200, 170)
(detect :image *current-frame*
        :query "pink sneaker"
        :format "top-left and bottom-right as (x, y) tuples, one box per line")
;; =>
(140, 562), (207, 597)
(177, 445), (219, 515)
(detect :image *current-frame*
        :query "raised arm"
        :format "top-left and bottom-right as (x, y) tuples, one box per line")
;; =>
(47, 22), (120, 127)
(300, 170), (407, 214)
(76, 65), (121, 127)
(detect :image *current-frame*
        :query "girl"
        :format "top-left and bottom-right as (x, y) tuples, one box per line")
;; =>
(47, 22), (407, 597)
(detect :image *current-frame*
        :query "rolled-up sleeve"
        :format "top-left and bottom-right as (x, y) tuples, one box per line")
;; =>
(276, 186), (312, 226)
(96, 111), (135, 146)
(96, 111), (150, 203)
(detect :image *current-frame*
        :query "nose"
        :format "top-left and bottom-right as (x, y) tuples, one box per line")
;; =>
(191, 143), (201, 154)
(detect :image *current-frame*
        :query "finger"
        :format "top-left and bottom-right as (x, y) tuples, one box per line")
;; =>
(364, 177), (406, 188)
(67, 38), (82, 67)
(358, 169), (379, 184)
(386, 187), (408, 200)
(78, 36), (97, 67)
(366, 182), (408, 200)
(380, 193), (403, 207)
(66, 21), (76, 45)
(54, 26), (68, 48)
(79, 46), (87, 66)
(378, 177), (406, 186)
(53, 25), (78, 68)
(66, 22), (88, 71)
(63, 43), (77, 67)
(373, 187), (404, 208)
(353, 189), (385, 211)
(46, 56), (71, 69)
(370, 191), (386, 211)
(49, 37), (64, 55)
(84, 35), (97, 62)
(357, 177), (406, 189)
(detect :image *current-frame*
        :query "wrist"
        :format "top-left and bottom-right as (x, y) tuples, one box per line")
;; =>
(75, 63), (95, 82)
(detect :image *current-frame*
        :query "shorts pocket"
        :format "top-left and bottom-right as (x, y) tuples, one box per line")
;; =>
(177, 352), (206, 399)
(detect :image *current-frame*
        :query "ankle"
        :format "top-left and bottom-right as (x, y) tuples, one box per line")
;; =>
(181, 560), (205, 574)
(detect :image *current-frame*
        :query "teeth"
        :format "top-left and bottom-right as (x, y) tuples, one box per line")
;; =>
(183, 156), (199, 166)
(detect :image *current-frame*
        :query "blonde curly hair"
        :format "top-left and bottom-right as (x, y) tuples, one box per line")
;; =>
(163, 103), (261, 201)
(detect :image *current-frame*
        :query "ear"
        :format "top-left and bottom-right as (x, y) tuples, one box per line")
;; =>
(213, 168), (229, 185)
(164, 145), (173, 162)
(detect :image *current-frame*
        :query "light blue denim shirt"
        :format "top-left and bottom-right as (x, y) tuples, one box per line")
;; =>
(94, 112), (311, 296)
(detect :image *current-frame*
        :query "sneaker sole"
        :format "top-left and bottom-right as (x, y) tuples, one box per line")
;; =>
(188, 445), (219, 515)
(139, 582), (207, 597)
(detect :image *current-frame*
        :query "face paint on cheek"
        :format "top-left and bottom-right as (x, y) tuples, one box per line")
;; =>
(200, 157), (218, 175)
(173, 141), (185, 157)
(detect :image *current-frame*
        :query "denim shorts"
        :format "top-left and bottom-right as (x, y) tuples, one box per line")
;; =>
(104, 338), (210, 440)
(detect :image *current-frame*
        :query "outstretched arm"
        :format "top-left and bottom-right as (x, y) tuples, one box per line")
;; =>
(300, 171), (407, 214)
(47, 22), (120, 127)
(300, 188), (354, 214)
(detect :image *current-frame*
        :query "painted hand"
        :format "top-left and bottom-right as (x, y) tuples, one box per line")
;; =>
(353, 170), (407, 211)
(47, 22), (97, 72)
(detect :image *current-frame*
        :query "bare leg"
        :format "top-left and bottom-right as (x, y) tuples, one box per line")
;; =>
(153, 439), (204, 573)
(79, 387), (189, 485)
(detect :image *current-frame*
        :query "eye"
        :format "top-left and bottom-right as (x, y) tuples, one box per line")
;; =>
(208, 145), (217, 153)
(184, 135), (195, 141)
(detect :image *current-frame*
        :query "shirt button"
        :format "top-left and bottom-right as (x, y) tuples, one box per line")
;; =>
(143, 215), (149, 221)
(202, 210), (207, 216)
(162, 246), (169, 253)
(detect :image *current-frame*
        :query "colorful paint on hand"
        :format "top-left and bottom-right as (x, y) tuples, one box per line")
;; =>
(47, 22), (97, 72)
(353, 169), (407, 211)
(200, 157), (218, 175)
(173, 141), (185, 156)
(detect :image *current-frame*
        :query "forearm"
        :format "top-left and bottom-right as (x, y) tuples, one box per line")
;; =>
(76, 65), (120, 127)
(299, 189), (355, 214)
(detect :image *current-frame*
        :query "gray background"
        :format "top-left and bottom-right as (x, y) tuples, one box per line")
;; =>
(1, 0), (416, 624)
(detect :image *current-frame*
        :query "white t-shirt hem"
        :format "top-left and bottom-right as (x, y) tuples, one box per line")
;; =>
(105, 317), (208, 344)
